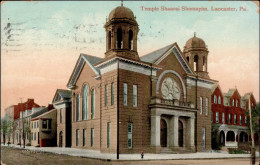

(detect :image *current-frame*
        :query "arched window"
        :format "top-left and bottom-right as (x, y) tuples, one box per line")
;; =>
(76, 94), (80, 121)
(236, 100), (238, 107)
(91, 89), (95, 119)
(128, 30), (133, 50)
(82, 85), (88, 120)
(203, 56), (206, 71)
(232, 99), (235, 106)
(108, 31), (111, 50)
(218, 96), (221, 104)
(194, 55), (198, 71)
(234, 114), (237, 124)
(186, 56), (189, 62)
(117, 28), (122, 49)
(214, 95), (217, 104)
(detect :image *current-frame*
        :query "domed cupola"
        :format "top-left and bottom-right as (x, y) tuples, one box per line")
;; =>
(183, 33), (209, 78)
(108, 6), (136, 21)
(104, 4), (139, 61)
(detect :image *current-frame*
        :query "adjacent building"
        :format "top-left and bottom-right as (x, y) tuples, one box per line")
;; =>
(31, 108), (57, 147)
(211, 84), (258, 148)
(52, 89), (72, 147)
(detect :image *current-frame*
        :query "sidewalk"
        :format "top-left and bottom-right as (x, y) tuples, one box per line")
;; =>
(1, 144), (259, 161)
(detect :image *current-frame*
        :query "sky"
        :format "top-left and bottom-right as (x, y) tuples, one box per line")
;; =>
(1, 1), (259, 116)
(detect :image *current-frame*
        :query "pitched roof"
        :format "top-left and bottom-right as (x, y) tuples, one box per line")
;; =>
(30, 107), (48, 119)
(242, 92), (251, 100)
(82, 54), (103, 66)
(57, 89), (72, 99)
(140, 43), (174, 63)
(225, 89), (236, 97)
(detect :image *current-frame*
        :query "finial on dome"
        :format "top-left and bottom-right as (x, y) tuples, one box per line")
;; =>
(121, 0), (123, 6)
(194, 32), (196, 37)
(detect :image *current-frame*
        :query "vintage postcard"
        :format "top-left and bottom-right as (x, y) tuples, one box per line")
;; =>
(1, 1), (259, 164)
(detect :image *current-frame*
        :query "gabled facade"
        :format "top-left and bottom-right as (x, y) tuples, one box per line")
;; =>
(53, 89), (72, 147)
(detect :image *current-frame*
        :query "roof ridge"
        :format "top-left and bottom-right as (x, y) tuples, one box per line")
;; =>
(141, 43), (174, 57)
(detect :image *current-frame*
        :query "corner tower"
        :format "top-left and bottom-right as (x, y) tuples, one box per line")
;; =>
(104, 4), (139, 61)
(183, 33), (209, 78)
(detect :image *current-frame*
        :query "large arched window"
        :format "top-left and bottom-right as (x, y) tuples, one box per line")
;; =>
(91, 89), (95, 119)
(128, 30), (133, 50)
(194, 55), (198, 71)
(117, 28), (122, 49)
(76, 94), (80, 121)
(82, 85), (88, 120)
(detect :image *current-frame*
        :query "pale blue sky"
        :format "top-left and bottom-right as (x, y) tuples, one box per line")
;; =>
(1, 1), (259, 113)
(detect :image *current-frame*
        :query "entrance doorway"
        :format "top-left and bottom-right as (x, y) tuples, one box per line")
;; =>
(59, 131), (63, 147)
(178, 120), (184, 147)
(37, 132), (39, 144)
(160, 119), (167, 147)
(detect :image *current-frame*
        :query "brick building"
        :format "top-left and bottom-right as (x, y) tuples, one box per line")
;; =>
(211, 84), (258, 148)
(64, 4), (217, 154)
(4, 98), (40, 144)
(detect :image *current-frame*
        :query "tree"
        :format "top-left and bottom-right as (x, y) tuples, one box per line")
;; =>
(24, 119), (31, 144)
(245, 103), (260, 139)
(1, 117), (8, 145)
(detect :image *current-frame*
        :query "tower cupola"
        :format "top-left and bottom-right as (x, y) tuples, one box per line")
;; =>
(183, 33), (209, 78)
(104, 5), (139, 61)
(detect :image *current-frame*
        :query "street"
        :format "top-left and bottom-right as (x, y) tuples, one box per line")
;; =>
(1, 146), (259, 165)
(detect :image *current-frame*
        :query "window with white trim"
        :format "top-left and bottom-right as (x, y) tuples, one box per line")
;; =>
(236, 100), (238, 107)
(200, 97), (203, 115)
(123, 83), (128, 106)
(222, 113), (225, 124)
(214, 95), (217, 104)
(216, 112), (219, 123)
(128, 123), (133, 148)
(91, 128), (94, 147)
(239, 115), (242, 125)
(133, 85), (137, 107)
(218, 96), (221, 104)
(60, 108), (63, 123)
(111, 83), (114, 105)
(205, 98), (208, 115)
(76, 129), (79, 146)
(232, 99), (235, 106)
(234, 114), (237, 124)
(105, 84), (108, 106)
(107, 122), (111, 148)
(229, 114), (231, 124)
(83, 129), (86, 146)
(91, 89), (95, 119)
(76, 94), (80, 121)
(82, 85), (88, 120)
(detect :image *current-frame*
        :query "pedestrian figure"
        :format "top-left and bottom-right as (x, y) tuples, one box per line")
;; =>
(141, 151), (144, 159)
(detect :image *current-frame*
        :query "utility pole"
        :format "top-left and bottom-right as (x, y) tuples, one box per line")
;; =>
(19, 97), (25, 148)
(249, 98), (255, 165)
